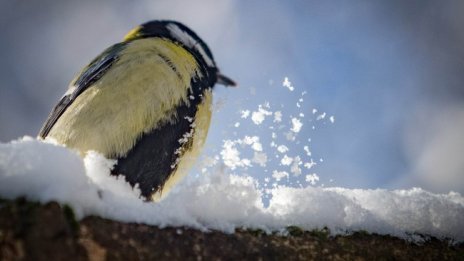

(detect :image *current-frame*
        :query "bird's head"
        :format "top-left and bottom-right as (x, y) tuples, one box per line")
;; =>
(123, 20), (236, 88)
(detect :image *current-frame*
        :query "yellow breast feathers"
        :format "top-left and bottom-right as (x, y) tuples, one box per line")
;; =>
(47, 38), (202, 158)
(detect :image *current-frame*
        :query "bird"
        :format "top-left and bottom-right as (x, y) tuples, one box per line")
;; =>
(38, 20), (235, 201)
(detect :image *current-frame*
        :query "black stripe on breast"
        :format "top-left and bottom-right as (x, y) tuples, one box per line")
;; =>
(111, 100), (198, 199)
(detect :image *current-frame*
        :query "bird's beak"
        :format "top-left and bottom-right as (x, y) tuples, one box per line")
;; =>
(217, 73), (237, 87)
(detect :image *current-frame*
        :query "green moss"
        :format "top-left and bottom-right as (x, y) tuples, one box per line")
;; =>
(309, 227), (330, 241)
(62, 204), (79, 236)
(286, 226), (304, 237)
(351, 230), (371, 238)
(247, 228), (266, 237)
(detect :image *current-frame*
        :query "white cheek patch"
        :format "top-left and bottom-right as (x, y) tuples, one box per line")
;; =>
(166, 23), (215, 67)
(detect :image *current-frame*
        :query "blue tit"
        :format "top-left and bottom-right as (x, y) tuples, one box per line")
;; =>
(38, 20), (235, 200)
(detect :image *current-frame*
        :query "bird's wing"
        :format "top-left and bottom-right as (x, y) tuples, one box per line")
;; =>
(38, 43), (127, 138)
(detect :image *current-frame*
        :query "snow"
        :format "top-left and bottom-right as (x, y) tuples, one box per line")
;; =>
(252, 152), (267, 167)
(290, 156), (302, 176)
(220, 140), (251, 169)
(272, 170), (289, 181)
(226, 77), (335, 200)
(304, 159), (317, 170)
(290, 118), (303, 133)
(251, 105), (272, 125)
(305, 173), (320, 185)
(243, 136), (263, 152)
(282, 77), (294, 91)
(240, 110), (250, 119)
(220, 136), (264, 169)
(273, 111), (282, 123)
(303, 146), (311, 156)
(277, 145), (289, 153)
(317, 112), (327, 120)
(1, 137), (464, 242)
(280, 155), (293, 166)
(251, 143), (262, 152)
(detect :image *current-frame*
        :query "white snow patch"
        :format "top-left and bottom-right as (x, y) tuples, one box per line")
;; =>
(1, 137), (464, 241)
(277, 145), (289, 154)
(221, 140), (251, 170)
(242, 136), (258, 145)
(242, 136), (262, 152)
(291, 118), (303, 133)
(272, 171), (289, 182)
(305, 173), (320, 185)
(252, 152), (267, 167)
(303, 146), (312, 156)
(290, 156), (302, 176)
(251, 105), (272, 125)
(178, 128), (194, 145)
(317, 112), (327, 121)
(282, 77), (294, 91)
(273, 111), (282, 123)
(281, 155), (293, 166)
(219, 136), (263, 169)
(304, 159), (317, 170)
(251, 143), (263, 152)
(329, 116), (335, 123)
(240, 110), (250, 119)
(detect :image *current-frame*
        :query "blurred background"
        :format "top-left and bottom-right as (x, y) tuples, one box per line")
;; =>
(1, 0), (463, 194)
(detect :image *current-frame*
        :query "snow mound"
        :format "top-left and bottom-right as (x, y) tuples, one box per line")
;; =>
(1, 137), (463, 242)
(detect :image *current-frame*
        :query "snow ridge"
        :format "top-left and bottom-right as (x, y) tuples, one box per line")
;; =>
(1, 137), (463, 242)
